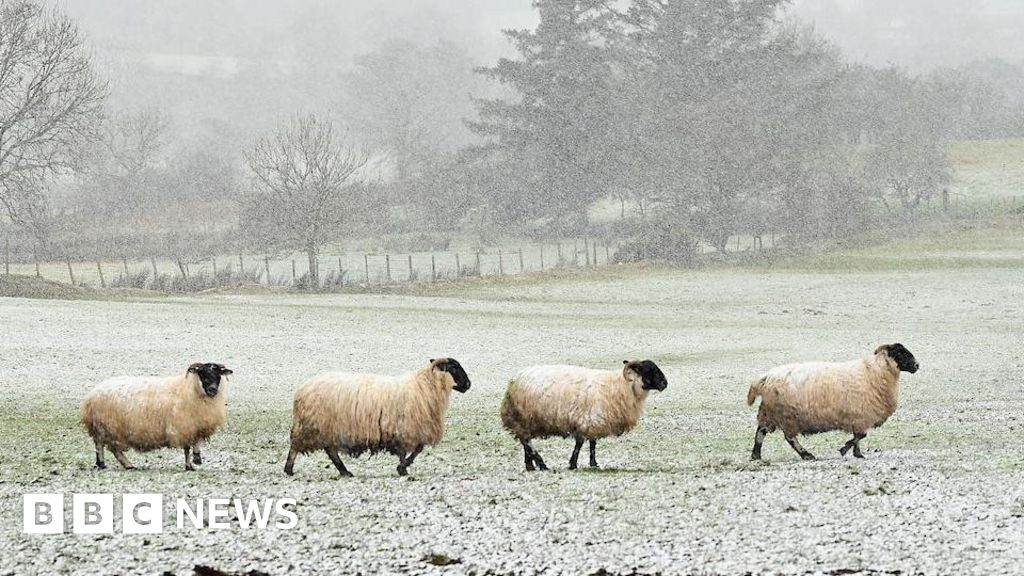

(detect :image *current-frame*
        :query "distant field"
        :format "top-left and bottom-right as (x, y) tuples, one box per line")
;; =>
(1, 224), (1022, 574)
(950, 138), (1024, 200)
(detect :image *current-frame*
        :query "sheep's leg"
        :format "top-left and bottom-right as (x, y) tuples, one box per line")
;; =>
(588, 439), (598, 468)
(183, 446), (195, 471)
(397, 445), (424, 476)
(569, 437), (584, 470)
(93, 439), (106, 470)
(785, 435), (816, 460)
(520, 439), (547, 471)
(521, 440), (535, 471)
(324, 447), (354, 478)
(751, 426), (768, 460)
(284, 448), (298, 476)
(839, 433), (867, 458)
(191, 441), (203, 465)
(111, 447), (134, 470)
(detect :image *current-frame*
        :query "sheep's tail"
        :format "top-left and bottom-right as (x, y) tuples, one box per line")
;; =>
(747, 376), (767, 406)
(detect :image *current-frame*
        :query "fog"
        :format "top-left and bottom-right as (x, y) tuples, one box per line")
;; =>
(2, 0), (1022, 289)
(54, 1), (1024, 149)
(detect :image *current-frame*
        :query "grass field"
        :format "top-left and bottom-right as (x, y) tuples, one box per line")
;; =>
(951, 138), (1024, 200)
(1, 223), (1022, 574)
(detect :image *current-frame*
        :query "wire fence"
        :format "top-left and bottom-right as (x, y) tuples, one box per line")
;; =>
(1, 239), (623, 292)
(2, 194), (1021, 292)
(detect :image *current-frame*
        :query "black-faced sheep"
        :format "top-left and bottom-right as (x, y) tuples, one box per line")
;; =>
(284, 357), (471, 477)
(81, 362), (233, 471)
(747, 343), (919, 461)
(500, 360), (668, 471)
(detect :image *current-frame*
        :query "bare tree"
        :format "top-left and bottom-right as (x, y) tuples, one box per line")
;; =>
(0, 0), (106, 227)
(77, 108), (170, 225)
(100, 109), (169, 181)
(244, 114), (370, 288)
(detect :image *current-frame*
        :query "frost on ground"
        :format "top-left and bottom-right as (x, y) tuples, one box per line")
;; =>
(1, 266), (1022, 575)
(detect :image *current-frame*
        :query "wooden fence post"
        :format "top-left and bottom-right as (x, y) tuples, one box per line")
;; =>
(408, 254), (413, 280)
(605, 244), (610, 264)
(498, 250), (504, 275)
(455, 253), (461, 278)
(518, 247), (524, 272)
(475, 251), (481, 274)
(431, 254), (437, 282)
(540, 245), (545, 270)
(557, 243), (563, 264)
(385, 254), (391, 283)
(264, 256), (271, 285)
(96, 261), (106, 288)
(584, 238), (591, 266)
(151, 257), (158, 280)
(212, 257), (218, 276)
(364, 254), (369, 284)
(3, 236), (8, 275)
(122, 257), (129, 277)
(66, 258), (76, 285)
(592, 241), (598, 265)
(34, 245), (40, 277)
(291, 260), (297, 282)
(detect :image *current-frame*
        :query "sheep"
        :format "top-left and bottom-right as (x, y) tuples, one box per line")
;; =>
(284, 357), (471, 478)
(500, 360), (668, 471)
(747, 343), (919, 461)
(81, 362), (234, 471)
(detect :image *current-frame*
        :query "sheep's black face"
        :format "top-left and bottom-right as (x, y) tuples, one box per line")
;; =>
(625, 360), (668, 391)
(188, 363), (233, 397)
(431, 358), (471, 393)
(877, 343), (919, 374)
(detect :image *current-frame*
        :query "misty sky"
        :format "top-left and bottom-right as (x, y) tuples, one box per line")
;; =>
(65, 0), (1024, 71)
(58, 0), (1024, 145)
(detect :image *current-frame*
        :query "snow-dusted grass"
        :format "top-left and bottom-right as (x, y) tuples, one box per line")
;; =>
(1, 248), (1023, 574)
(951, 138), (1024, 200)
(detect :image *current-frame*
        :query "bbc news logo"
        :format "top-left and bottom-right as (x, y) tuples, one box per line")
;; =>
(23, 494), (298, 534)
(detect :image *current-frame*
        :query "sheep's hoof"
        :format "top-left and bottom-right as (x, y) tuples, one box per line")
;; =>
(801, 453), (816, 461)
(525, 464), (536, 472)
(397, 465), (408, 476)
(95, 462), (107, 470)
(284, 466), (294, 476)
(192, 454), (203, 465)
(339, 471), (354, 478)
(185, 465), (195, 472)
(589, 462), (599, 469)
(853, 452), (865, 459)
(568, 462), (578, 470)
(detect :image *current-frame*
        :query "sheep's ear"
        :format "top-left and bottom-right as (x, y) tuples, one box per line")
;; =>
(873, 345), (888, 356)
(429, 358), (435, 364)
(187, 363), (201, 373)
(622, 360), (629, 365)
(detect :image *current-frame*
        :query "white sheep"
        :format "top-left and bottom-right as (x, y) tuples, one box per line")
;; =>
(500, 360), (668, 471)
(747, 343), (919, 460)
(284, 357), (471, 477)
(81, 362), (234, 471)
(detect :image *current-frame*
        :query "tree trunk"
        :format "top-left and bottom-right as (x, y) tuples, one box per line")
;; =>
(306, 244), (319, 290)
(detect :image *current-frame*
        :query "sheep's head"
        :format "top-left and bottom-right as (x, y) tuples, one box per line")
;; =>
(874, 344), (919, 374)
(187, 362), (234, 397)
(623, 360), (668, 391)
(430, 357), (471, 393)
